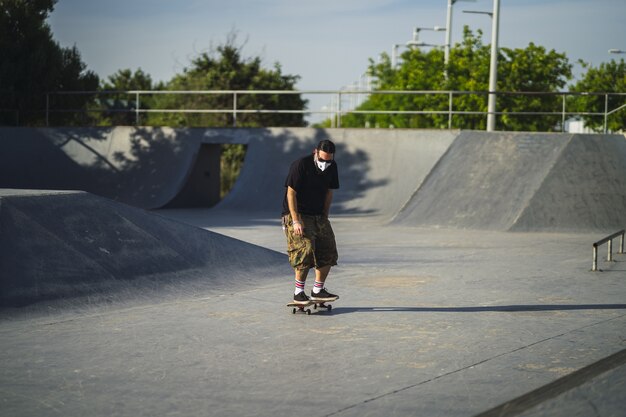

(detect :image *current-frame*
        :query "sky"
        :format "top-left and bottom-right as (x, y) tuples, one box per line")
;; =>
(48, 0), (625, 122)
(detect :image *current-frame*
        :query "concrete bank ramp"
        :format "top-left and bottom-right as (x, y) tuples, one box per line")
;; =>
(0, 189), (287, 307)
(393, 132), (626, 232)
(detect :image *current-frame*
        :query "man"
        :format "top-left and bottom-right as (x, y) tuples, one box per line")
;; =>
(282, 139), (339, 305)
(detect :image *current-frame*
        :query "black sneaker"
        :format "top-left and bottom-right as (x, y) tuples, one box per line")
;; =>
(310, 288), (338, 301)
(293, 292), (310, 305)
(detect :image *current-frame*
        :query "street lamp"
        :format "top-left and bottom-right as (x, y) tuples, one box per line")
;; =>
(392, 44), (407, 67)
(394, 27), (445, 67)
(412, 26), (446, 42)
(445, 0), (476, 65)
(464, 3), (500, 132)
(486, 0), (500, 132)
(406, 41), (442, 49)
(463, 10), (493, 18)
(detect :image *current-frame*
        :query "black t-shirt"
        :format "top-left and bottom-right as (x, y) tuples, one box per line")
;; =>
(282, 154), (339, 215)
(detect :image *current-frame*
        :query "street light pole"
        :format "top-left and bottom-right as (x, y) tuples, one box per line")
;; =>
(392, 44), (402, 67)
(486, 0), (500, 132)
(445, 0), (454, 65)
(445, 0), (475, 65)
(406, 41), (442, 49)
(409, 26), (445, 51)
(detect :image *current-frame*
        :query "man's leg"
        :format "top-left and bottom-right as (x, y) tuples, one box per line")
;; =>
(310, 216), (338, 299)
(294, 268), (309, 295)
(314, 265), (331, 287)
(285, 214), (315, 303)
(311, 265), (338, 300)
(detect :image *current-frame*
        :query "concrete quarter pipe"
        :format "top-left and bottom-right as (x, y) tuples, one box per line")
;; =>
(392, 131), (626, 232)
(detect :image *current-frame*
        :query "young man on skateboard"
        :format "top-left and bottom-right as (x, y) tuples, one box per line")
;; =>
(282, 139), (339, 305)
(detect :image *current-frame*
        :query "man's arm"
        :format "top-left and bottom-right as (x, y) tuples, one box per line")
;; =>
(287, 186), (304, 235)
(323, 190), (333, 217)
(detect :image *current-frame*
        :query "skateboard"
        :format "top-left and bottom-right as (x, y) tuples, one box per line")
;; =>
(286, 297), (338, 315)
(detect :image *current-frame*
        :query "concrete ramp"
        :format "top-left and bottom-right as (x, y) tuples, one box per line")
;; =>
(511, 133), (626, 231)
(0, 189), (287, 307)
(218, 128), (457, 219)
(0, 127), (222, 209)
(0, 127), (457, 217)
(2, 127), (624, 232)
(330, 129), (457, 217)
(393, 132), (626, 232)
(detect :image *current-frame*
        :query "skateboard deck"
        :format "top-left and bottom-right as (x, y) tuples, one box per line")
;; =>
(287, 297), (339, 315)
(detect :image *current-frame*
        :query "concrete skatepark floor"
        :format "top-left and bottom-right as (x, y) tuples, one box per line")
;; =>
(1, 212), (624, 417)
(1, 128), (624, 415)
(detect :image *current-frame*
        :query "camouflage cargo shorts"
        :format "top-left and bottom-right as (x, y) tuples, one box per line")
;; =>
(282, 213), (338, 270)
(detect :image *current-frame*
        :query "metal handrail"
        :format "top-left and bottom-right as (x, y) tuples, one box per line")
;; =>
(43, 89), (626, 130)
(592, 230), (625, 272)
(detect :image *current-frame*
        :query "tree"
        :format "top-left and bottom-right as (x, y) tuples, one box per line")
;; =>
(497, 43), (571, 131)
(339, 27), (573, 131)
(442, 27), (491, 129)
(148, 34), (307, 128)
(570, 59), (626, 132)
(98, 68), (154, 126)
(145, 34), (308, 195)
(0, 0), (98, 126)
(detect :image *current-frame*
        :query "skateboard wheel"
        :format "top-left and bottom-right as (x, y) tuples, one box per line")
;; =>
(292, 308), (296, 314)
(306, 309), (311, 315)
(313, 304), (318, 310)
(327, 304), (332, 311)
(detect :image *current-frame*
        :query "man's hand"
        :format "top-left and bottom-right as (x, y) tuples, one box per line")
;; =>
(286, 186), (303, 236)
(292, 220), (304, 236)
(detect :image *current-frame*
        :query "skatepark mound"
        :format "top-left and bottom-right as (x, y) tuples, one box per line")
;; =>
(0, 189), (287, 309)
(392, 132), (626, 232)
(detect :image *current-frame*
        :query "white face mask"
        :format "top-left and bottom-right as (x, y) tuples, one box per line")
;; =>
(315, 152), (333, 171)
(316, 159), (332, 172)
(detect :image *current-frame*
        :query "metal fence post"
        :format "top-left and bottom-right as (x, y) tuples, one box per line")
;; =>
(135, 92), (140, 126)
(561, 95), (566, 132)
(337, 92), (342, 128)
(233, 92), (238, 127)
(603, 93), (609, 133)
(448, 91), (453, 129)
(46, 93), (50, 127)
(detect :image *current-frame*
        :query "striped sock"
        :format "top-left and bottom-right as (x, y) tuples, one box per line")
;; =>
(313, 281), (324, 294)
(294, 279), (306, 295)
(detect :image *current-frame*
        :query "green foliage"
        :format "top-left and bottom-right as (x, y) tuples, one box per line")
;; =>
(141, 34), (309, 197)
(102, 68), (153, 91)
(570, 59), (626, 132)
(98, 68), (155, 126)
(443, 28), (491, 129)
(147, 34), (307, 128)
(0, 0), (98, 126)
(220, 144), (247, 198)
(340, 27), (573, 131)
(497, 43), (571, 131)
(342, 48), (449, 129)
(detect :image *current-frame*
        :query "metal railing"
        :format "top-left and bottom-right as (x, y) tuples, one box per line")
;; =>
(592, 230), (625, 272)
(42, 89), (626, 131)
